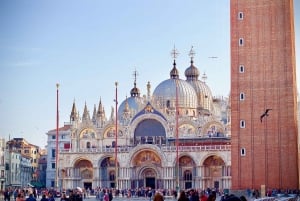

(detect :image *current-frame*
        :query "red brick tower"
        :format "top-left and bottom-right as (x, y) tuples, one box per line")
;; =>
(230, 0), (298, 190)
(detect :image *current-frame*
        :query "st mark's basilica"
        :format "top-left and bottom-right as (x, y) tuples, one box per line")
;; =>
(51, 48), (231, 191)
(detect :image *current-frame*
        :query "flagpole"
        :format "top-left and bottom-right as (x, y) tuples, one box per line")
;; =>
(175, 79), (179, 194)
(115, 82), (118, 189)
(55, 83), (59, 190)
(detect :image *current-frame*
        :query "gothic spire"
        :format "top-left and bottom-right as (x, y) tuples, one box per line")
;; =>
(70, 99), (78, 122)
(82, 102), (90, 121)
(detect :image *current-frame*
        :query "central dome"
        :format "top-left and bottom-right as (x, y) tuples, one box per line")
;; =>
(153, 78), (197, 109)
(152, 61), (198, 111)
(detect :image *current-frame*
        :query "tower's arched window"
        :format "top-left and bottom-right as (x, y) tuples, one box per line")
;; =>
(240, 92), (245, 100)
(240, 120), (246, 128)
(239, 65), (245, 73)
(238, 12), (244, 20)
(241, 148), (246, 156)
(239, 38), (244, 46)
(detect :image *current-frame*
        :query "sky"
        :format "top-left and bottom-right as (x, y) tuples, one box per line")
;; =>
(0, 0), (299, 148)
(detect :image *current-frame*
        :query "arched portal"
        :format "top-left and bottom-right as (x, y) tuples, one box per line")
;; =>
(202, 155), (225, 190)
(99, 156), (118, 188)
(73, 159), (93, 190)
(178, 155), (196, 189)
(132, 150), (162, 189)
(140, 168), (157, 189)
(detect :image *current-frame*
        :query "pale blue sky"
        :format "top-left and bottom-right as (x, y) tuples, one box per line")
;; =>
(0, 0), (299, 148)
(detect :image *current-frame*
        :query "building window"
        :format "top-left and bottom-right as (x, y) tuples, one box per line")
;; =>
(52, 135), (55, 139)
(52, 163), (55, 169)
(240, 120), (245, 128)
(61, 135), (65, 139)
(52, 149), (55, 158)
(51, 181), (55, 187)
(239, 65), (245, 73)
(239, 38), (244, 46)
(241, 148), (246, 156)
(240, 93), (245, 100)
(238, 12), (244, 20)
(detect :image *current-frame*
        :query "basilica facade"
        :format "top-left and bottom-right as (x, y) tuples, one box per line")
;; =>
(48, 49), (231, 191)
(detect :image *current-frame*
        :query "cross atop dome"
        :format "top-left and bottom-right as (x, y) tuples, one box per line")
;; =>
(189, 46), (195, 63)
(170, 46), (179, 60)
(132, 69), (139, 87)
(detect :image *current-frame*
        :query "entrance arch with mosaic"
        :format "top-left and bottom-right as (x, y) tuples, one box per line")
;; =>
(178, 155), (196, 189)
(99, 156), (118, 188)
(132, 150), (162, 189)
(73, 159), (93, 190)
(202, 155), (225, 190)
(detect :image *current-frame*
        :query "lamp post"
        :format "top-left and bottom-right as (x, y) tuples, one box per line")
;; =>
(114, 82), (118, 189)
(55, 83), (59, 190)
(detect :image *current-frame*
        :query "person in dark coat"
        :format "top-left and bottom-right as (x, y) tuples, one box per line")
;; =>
(26, 194), (37, 201)
(178, 190), (189, 201)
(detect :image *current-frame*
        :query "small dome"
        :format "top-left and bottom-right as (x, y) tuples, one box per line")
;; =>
(130, 86), (140, 97)
(118, 96), (144, 119)
(185, 62), (200, 81)
(170, 61), (179, 79)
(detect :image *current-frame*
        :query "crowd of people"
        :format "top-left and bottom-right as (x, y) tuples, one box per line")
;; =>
(2, 186), (300, 201)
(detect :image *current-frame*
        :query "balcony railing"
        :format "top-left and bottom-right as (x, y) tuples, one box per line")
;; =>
(59, 144), (231, 154)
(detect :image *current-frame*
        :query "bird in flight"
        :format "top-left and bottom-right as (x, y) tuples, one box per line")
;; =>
(260, 109), (272, 122)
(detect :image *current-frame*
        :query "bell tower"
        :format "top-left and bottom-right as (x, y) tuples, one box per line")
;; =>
(230, 0), (298, 189)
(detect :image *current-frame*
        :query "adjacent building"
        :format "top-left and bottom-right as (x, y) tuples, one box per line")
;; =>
(0, 138), (5, 191)
(46, 124), (71, 188)
(5, 138), (42, 187)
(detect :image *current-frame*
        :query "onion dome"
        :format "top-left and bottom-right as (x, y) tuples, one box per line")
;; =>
(184, 47), (200, 80)
(170, 60), (179, 79)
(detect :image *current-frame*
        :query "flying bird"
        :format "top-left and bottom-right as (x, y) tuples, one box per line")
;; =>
(260, 109), (272, 122)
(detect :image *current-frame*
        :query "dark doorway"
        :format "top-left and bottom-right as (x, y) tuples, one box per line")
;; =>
(110, 182), (115, 188)
(214, 181), (219, 190)
(84, 182), (92, 190)
(185, 182), (192, 189)
(146, 177), (155, 189)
